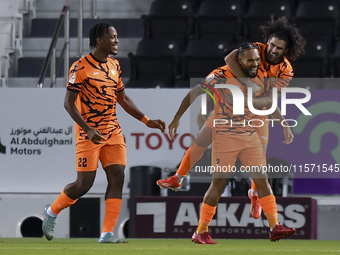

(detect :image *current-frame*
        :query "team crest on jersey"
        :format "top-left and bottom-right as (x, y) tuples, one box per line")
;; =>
(269, 75), (277, 84)
(69, 72), (76, 84)
(206, 73), (215, 83)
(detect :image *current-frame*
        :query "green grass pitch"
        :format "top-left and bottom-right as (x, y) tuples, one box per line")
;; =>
(0, 238), (339, 255)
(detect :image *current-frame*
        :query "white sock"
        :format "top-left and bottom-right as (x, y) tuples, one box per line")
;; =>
(175, 173), (184, 183)
(100, 232), (112, 238)
(251, 188), (258, 197)
(47, 207), (58, 217)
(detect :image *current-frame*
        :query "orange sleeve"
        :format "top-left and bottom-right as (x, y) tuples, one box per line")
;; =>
(254, 42), (267, 62)
(201, 66), (228, 93)
(67, 60), (86, 93)
(116, 59), (124, 92)
(273, 60), (294, 92)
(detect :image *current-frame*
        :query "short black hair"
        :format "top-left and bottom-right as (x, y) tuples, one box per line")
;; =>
(260, 15), (306, 61)
(89, 23), (112, 49)
(237, 42), (258, 58)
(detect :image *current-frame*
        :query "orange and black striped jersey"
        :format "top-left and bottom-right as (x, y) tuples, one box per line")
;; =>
(202, 65), (268, 135)
(255, 42), (294, 92)
(67, 53), (124, 140)
(254, 43), (294, 122)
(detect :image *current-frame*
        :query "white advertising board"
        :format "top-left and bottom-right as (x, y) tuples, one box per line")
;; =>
(0, 88), (199, 194)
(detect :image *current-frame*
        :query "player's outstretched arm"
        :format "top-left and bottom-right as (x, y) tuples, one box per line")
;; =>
(117, 89), (165, 133)
(271, 107), (294, 145)
(250, 95), (273, 109)
(64, 90), (105, 144)
(227, 90), (272, 109)
(168, 86), (204, 139)
(248, 90), (293, 145)
(249, 86), (279, 109)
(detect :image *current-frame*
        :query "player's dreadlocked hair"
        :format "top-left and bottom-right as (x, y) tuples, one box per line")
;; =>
(237, 42), (258, 58)
(89, 23), (112, 49)
(260, 15), (306, 61)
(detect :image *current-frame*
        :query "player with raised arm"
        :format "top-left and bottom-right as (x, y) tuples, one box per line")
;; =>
(190, 43), (296, 244)
(157, 16), (305, 219)
(224, 16), (305, 219)
(42, 23), (165, 243)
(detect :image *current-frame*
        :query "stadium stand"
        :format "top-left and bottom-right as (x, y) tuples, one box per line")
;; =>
(19, 16), (140, 77)
(194, 0), (243, 45)
(9, 0), (151, 87)
(142, 0), (194, 51)
(0, 20), (17, 54)
(127, 39), (180, 87)
(4, 0), (340, 88)
(34, 0), (153, 19)
(245, 1), (292, 42)
(19, 0), (36, 18)
(0, 35), (10, 87)
(291, 41), (329, 78)
(0, 0), (27, 86)
(173, 39), (229, 87)
(295, 0), (339, 51)
(253, 0), (297, 12)
(157, 0), (200, 12)
(331, 41), (340, 78)
(180, 39), (229, 79)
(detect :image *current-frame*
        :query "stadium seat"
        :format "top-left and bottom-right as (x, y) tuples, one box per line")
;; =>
(0, 0), (23, 57)
(19, 0), (36, 18)
(17, 57), (130, 78)
(158, 0), (200, 12)
(143, 0), (193, 51)
(195, 0), (243, 44)
(295, 1), (339, 51)
(173, 79), (190, 88)
(291, 41), (328, 78)
(296, 0), (338, 9)
(128, 39), (180, 87)
(181, 39), (229, 79)
(331, 42), (340, 77)
(196, 0), (248, 11)
(0, 21), (15, 53)
(245, 1), (292, 42)
(252, 0), (297, 12)
(0, 35), (9, 87)
(125, 79), (167, 88)
(31, 19), (144, 38)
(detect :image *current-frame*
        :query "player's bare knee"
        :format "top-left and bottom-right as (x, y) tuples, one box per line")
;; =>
(114, 170), (125, 182)
(105, 168), (125, 188)
(252, 178), (268, 188)
(77, 181), (93, 196)
(212, 178), (228, 194)
(109, 167), (124, 179)
(251, 170), (268, 180)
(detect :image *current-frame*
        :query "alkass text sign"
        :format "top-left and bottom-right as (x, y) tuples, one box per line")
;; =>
(134, 196), (317, 239)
